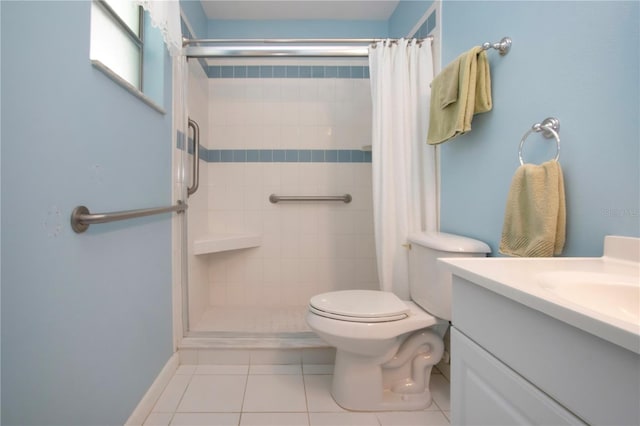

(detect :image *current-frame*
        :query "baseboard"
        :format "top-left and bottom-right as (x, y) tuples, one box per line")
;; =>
(125, 352), (179, 426)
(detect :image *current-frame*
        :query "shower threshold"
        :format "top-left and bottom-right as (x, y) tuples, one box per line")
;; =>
(181, 305), (327, 349)
(180, 331), (327, 350)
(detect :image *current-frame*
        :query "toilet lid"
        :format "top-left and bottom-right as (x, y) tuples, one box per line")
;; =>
(309, 290), (409, 322)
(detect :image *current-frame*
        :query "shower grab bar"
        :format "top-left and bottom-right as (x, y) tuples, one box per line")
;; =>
(187, 118), (200, 197)
(269, 194), (352, 204)
(70, 201), (187, 233)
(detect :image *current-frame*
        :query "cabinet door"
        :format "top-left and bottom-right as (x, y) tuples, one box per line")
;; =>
(451, 328), (585, 426)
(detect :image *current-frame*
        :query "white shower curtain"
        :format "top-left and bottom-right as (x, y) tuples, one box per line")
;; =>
(369, 39), (438, 299)
(136, 0), (182, 56)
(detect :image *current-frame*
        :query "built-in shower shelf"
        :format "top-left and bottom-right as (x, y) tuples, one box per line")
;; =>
(193, 234), (262, 255)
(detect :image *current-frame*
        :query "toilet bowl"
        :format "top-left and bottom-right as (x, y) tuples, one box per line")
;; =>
(306, 232), (490, 411)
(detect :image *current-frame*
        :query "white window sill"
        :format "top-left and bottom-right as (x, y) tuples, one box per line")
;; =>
(91, 60), (165, 114)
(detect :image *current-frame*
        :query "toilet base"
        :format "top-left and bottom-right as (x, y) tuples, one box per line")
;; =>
(329, 329), (443, 411)
(333, 384), (434, 412)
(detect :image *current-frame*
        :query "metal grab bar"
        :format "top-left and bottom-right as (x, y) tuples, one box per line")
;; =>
(71, 201), (187, 233)
(187, 118), (200, 197)
(269, 194), (352, 204)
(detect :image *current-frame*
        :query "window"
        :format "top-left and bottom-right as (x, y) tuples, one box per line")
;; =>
(90, 0), (143, 90)
(90, 0), (166, 111)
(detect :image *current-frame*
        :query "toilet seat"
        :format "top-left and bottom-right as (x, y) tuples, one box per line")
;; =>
(309, 290), (410, 323)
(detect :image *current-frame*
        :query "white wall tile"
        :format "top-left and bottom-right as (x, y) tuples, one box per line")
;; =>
(256, 243), (280, 271)
(244, 258), (264, 283)
(209, 283), (227, 306)
(316, 79), (335, 102)
(207, 162), (228, 186)
(280, 79), (299, 101)
(226, 284), (246, 306)
(243, 211), (263, 233)
(261, 164), (281, 187)
(257, 234), (281, 259)
(200, 78), (377, 312)
(224, 210), (246, 233)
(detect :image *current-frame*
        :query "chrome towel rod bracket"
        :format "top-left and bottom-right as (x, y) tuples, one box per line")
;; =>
(71, 200), (187, 233)
(482, 37), (512, 56)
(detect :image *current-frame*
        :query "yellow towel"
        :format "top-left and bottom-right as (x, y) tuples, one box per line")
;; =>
(499, 160), (566, 257)
(427, 46), (492, 145)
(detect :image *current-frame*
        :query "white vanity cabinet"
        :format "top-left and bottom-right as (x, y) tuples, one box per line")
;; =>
(449, 275), (640, 426)
(451, 328), (584, 425)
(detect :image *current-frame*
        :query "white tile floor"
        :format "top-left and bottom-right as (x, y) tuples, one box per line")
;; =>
(144, 363), (450, 426)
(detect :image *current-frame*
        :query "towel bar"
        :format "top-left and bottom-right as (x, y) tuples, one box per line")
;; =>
(269, 194), (352, 204)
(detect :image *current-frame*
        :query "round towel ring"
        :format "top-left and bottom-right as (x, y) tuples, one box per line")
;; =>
(518, 118), (561, 165)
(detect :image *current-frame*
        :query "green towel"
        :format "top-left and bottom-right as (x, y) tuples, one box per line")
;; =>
(499, 160), (566, 257)
(427, 46), (492, 145)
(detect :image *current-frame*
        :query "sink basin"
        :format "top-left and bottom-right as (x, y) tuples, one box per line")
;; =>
(537, 271), (640, 324)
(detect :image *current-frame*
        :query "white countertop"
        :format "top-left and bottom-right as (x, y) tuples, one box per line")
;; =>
(440, 254), (640, 354)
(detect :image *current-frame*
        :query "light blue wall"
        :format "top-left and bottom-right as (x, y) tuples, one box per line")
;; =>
(205, 1), (435, 39)
(180, 0), (208, 38)
(440, 1), (639, 256)
(1, 2), (174, 424)
(208, 19), (388, 38)
(389, 0), (434, 37)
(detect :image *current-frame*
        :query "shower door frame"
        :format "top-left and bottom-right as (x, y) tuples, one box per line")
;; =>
(176, 34), (438, 343)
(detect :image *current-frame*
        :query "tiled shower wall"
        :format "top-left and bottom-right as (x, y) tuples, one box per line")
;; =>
(203, 61), (379, 308)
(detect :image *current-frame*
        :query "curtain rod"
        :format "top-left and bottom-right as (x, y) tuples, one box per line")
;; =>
(183, 37), (433, 46)
(182, 36), (434, 58)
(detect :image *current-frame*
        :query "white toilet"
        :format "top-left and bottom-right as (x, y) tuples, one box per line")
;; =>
(306, 232), (490, 411)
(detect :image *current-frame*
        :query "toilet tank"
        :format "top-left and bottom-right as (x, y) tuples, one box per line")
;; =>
(407, 232), (490, 321)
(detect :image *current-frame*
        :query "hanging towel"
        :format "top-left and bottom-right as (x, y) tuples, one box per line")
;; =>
(427, 46), (492, 145)
(499, 160), (566, 257)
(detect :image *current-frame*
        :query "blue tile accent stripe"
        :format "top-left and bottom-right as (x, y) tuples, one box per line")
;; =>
(207, 149), (371, 163)
(207, 65), (370, 79)
(177, 131), (371, 163)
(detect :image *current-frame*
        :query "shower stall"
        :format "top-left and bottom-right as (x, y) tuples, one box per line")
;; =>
(177, 40), (382, 346)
